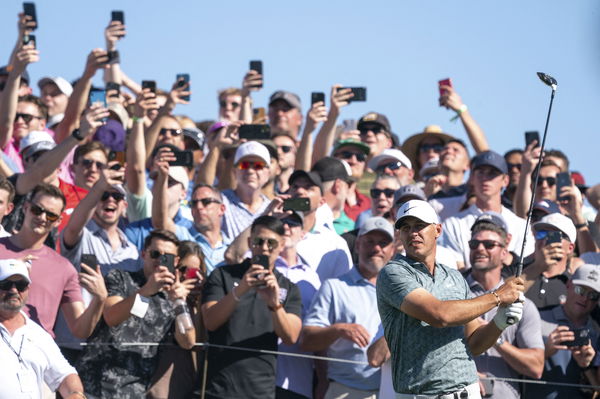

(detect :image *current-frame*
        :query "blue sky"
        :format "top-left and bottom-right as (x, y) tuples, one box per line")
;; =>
(2, 1), (599, 185)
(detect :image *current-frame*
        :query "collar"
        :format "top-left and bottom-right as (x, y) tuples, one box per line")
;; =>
(349, 266), (374, 285)
(87, 219), (129, 248)
(466, 273), (504, 293)
(275, 256), (309, 270)
(397, 253), (445, 278)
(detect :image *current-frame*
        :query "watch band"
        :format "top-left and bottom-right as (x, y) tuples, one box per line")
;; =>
(71, 128), (84, 141)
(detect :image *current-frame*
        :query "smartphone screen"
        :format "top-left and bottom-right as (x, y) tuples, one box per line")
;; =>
(22, 34), (36, 48)
(556, 172), (572, 201)
(525, 131), (540, 148)
(283, 198), (310, 212)
(141, 80), (156, 94)
(249, 60), (263, 88)
(23, 2), (38, 30)
(438, 78), (452, 96)
(239, 124), (271, 140)
(176, 73), (190, 101)
(311, 92), (325, 106)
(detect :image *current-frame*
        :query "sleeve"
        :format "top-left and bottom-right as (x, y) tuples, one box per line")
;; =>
(38, 326), (78, 391)
(515, 299), (545, 350)
(376, 263), (421, 310)
(125, 188), (152, 223)
(105, 269), (129, 298)
(201, 267), (227, 304)
(59, 227), (86, 270)
(304, 280), (335, 327)
(60, 259), (83, 304)
(438, 217), (467, 264)
(282, 281), (302, 318)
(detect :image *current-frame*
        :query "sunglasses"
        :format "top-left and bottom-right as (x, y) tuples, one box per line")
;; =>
(359, 125), (384, 136)
(370, 188), (396, 198)
(15, 112), (43, 124)
(534, 230), (569, 241)
(190, 198), (221, 207)
(219, 101), (240, 109)
(29, 202), (60, 222)
(468, 239), (504, 250)
(101, 191), (125, 202)
(281, 218), (302, 228)
(536, 176), (556, 187)
(507, 163), (522, 171)
(251, 237), (279, 251)
(336, 151), (366, 162)
(159, 128), (183, 136)
(278, 145), (293, 154)
(574, 285), (600, 301)
(419, 143), (444, 153)
(376, 161), (404, 173)
(237, 160), (267, 171)
(149, 250), (176, 259)
(0, 279), (29, 292)
(80, 159), (107, 170)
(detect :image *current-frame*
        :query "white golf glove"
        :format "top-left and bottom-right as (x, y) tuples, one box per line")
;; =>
(493, 292), (524, 330)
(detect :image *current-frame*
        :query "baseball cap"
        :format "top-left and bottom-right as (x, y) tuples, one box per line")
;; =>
(207, 121), (229, 134)
(332, 139), (370, 156)
(0, 259), (31, 283)
(571, 264), (600, 293)
(167, 166), (190, 192)
(312, 157), (352, 183)
(571, 171), (588, 191)
(395, 199), (440, 229)
(19, 130), (56, 159)
(182, 126), (205, 150)
(234, 141), (271, 165)
(358, 216), (394, 241)
(0, 66), (30, 84)
(94, 119), (126, 152)
(357, 112), (391, 133)
(283, 210), (304, 227)
(533, 213), (576, 243)
(38, 76), (73, 97)
(368, 149), (412, 171)
(471, 151), (508, 175)
(533, 199), (561, 216)
(269, 90), (301, 110)
(471, 211), (508, 233)
(419, 158), (440, 179)
(394, 184), (426, 204)
(288, 170), (323, 192)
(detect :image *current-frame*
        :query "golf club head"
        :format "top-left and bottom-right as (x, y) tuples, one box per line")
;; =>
(537, 72), (557, 90)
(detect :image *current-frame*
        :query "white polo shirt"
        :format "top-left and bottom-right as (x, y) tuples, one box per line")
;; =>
(0, 312), (77, 398)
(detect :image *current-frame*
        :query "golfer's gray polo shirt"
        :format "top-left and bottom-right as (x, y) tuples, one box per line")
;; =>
(376, 254), (477, 395)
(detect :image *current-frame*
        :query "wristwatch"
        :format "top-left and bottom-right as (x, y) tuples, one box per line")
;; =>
(494, 336), (505, 348)
(71, 128), (84, 141)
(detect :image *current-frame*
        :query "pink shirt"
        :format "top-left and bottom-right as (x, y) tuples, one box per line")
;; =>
(0, 237), (82, 337)
(3, 137), (24, 172)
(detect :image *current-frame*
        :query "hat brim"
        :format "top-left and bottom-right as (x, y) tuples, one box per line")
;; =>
(401, 132), (455, 174)
(333, 141), (371, 156)
(288, 170), (322, 190)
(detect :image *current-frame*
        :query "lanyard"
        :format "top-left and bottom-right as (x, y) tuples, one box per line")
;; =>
(1, 329), (24, 363)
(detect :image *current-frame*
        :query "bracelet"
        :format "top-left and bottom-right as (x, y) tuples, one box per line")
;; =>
(491, 290), (501, 307)
(268, 303), (283, 312)
(575, 222), (588, 229)
(231, 285), (241, 302)
(131, 116), (143, 122)
(450, 104), (468, 122)
(68, 392), (87, 399)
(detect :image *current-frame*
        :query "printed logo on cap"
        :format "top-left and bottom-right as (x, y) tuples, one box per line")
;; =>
(364, 113), (378, 121)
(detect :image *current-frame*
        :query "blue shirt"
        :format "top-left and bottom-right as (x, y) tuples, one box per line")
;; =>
(179, 225), (231, 274)
(221, 189), (270, 239)
(304, 267), (381, 391)
(124, 209), (193, 250)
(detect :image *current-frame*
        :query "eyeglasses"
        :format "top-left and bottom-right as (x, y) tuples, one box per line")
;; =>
(376, 161), (404, 173)
(15, 113), (43, 124)
(336, 151), (366, 162)
(251, 237), (279, 251)
(359, 125), (384, 136)
(536, 176), (556, 187)
(101, 191), (125, 202)
(281, 218), (302, 228)
(277, 145), (293, 154)
(419, 143), (444, 153)
(237, 160), (267, 170)
(29, 202), (60, 222)
(370, 188), (396, 198)
(534, 229), (569, 241)
(219, 101), (240, 109)
(80, 159), (107, 170)
(149, 250), (176, 259)
(507, 163), (522, 171)
(190, 198), (221, 207)
(0, 279), (29, 292)
(468, 239), (504, 250)
(574, 285), (600, 301)
(159, 128), (183, 136)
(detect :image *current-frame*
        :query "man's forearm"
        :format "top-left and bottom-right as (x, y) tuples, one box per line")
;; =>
(311, 108), (338, 165)
(57, 374), (85, 399)
(459, 110), (489, 154)
(195, 146), (220, 186)
(62, 185), (104, 248)
(271, 309), (301, 345)
(467, 321), (502, 356)
(514, 173), (533, 218)
(70, 297), (105, 339)
(497, 345), (544, 379)
(54, 72), (94, 143)
(0, 73), (20, 149)
(300, 325), (342, 352)
(201, 294), (239, 332)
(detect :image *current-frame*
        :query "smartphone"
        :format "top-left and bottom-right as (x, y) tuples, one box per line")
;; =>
(239, 124), (271, 140)
(438, 78), (452, 96)
(311, 92), (325, 106)
(556, 172), (572, 202)
(253, 107), (266, 122)
(184, 268), (200, 280)
(283, 198), (310, 212)
(176, 73), (190, 101)
(525, 131), (540, 148)
(339, 87), (367, 102)
(111, 10), (125, 24)
(480, 378), (494, 398)
(107, 50), (120, 65)
(342, 119), (357, 132)
(251, 254), (269, 269)
(169, 150), (194, 168)
(546, 230), (562, 245)
(249, 60), (263, 88)
(22, 34), (36, 48)
(81, 254), (98, 274)
(106, 82), (120, 98)
(89, 89), (108, 123)
(563, 327), (590, 347)
(159, 253), (176, 274)
(23, 2), (38, 30)
(142, 80), (156, 94)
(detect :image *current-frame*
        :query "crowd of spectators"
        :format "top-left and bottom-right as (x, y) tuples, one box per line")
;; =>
(2, 7), (600, 399)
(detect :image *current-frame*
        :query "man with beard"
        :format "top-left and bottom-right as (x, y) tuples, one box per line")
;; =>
(0, 258), (85, 398)
(302, 217), (395, 398)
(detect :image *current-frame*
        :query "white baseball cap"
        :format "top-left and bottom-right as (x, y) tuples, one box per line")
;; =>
(38, 76), (73, 97)
(395, 199), (440, 229)
(368, 148), (412, 171)
(533, 213), (577, 243)
(0, 259), (31, 283)
(572, 264), (600, 293)
(234, 141), (271, 165)
(19, 130), (56, 159)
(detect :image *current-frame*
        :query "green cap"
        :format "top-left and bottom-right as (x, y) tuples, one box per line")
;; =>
(332, 139), (370, 156)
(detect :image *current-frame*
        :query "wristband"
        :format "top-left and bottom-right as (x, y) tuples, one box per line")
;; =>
(231, 285), (241, 302)
(491, 290), (501, 307)
(131, 116), (143, 123)
(450, 104), (468, 122)
(107, 50), (120, 65)
(130, 293), (150, 318)
(71, 129), (84, 141)
(575, 222), (588, 229)
(268, 303), (283, 312)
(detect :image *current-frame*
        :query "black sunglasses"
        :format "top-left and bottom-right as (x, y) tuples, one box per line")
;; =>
(574, 285), (600, 301)
(190, 198), (221, 207)
(278, 145), (293, 154)
(219, 101), (240, 109)
(101, 191), (125, 202)
(507, 163), (522, 171)
(376, 162), (403, 173)
(336, 151), (366, 162)
(468, 239), (504, 250)
(370, 188), (396, 198)
(29, 202), (60, 222)
(251, 237), (279, 251)
(80, 159), (107, 170)
(15, 112), (42, 124)
(0, 279), (29, 292)
(159, 128), (183, 136)
(419, 143), (444, 153)
(149, 250), (176, 259)
(536, 176), (556, 187)
(359, 125), (384, 135)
